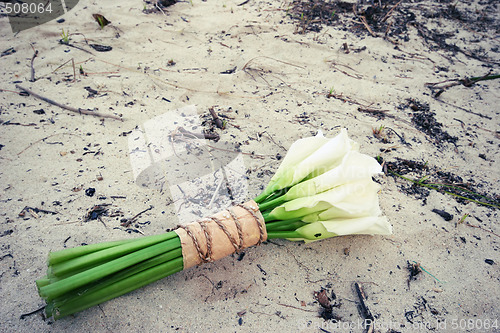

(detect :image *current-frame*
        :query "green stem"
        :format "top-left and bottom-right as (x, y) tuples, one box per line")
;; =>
(469, 73), (500, 82)
(268, 221), (308, 232)
(265, 218), (304, 231)
(35, 278), (50, 289)
(48, 238), (139, 266)
(255, 186), (291, 205)
(262, 211), (272, 222)
(254, 190), (272, 204)
(49, 231), (178, 277)
(258, 195), (286, 212)
(46, 248), (183, 317)
(39, 237), (181, 301)
(52, 257), (184, 319)
(266, 230), (302, 239)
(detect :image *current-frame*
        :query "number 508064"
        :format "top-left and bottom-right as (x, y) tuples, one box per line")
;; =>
(2, 2), (53, 14)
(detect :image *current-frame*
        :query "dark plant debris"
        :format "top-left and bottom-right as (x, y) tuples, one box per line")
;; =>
(405, 296), (440, 325)
(85, 188), (96, 197)
(143, 0), (177, 14)
(92, 14), (111, 29)
(1, 47), (16, 57)
(120, 205), (153, 227)
(431, 209), (453, 221)
(85, 204), (115, 221)
(89, 44), (112, 52)
(1, 230), (13, 237)
(289, 0), (415, 38)
(314, 288), (341, 321)
(404, 99), (457, 145)
(354, 282), (375, 331)
(380, 156), (500, 208)
(84, 86), (99, 98)
(288, 0), (499, 64)
(19, 206), (58, 218)
(407, 260), (422, 289)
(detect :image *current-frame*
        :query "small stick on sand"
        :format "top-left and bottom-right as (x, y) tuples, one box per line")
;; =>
(176, 127), (220, 141)
(381, 0), (402, 23)
(15, 85), (123, 121)
(209, 106), (224, 129)
(29, 47), (38, 82)
(121, 205), (154, 227)
(354, 282), (375, 333)
(353, 4), (377, 38)
(359, 16), (377, 37)
(72, 58), (76, 82)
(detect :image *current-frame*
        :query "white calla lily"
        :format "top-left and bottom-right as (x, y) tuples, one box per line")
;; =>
(301, 182), (382, 222)
(256, 129), (358, 201)
(260, 128), (392, 243)
(268, 178), (381, 221)
(292, 216), (392, 242)
(284, 150), (382, 200)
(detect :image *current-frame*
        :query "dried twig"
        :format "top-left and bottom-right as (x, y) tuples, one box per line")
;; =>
(29, 46), (38, 82)
(426, 72), (499, 90)
(466, 222), (500, 238)
(260, 130), (287, 151)
(381, 0), (402, 23)
(359, 16), (377, 37)
(20, 306), (45, 319)
(209, 107), (224, 129)
(353, 5), (377, 38)
(64, 42), (95, 55)
(242, 56), (304, 71)
(176, 127), (220, 141)
(354, 282), (374, 333)
(15, 85), (122, 120)
(121, 205), (153, 227)
(277, 303), (316, 312)
(72, 58), (76, 82)
(329, 62), (363, 79)
(432, 98), (491, 119)
(19, 206), (58, 217)
(17, 133), (82, 155)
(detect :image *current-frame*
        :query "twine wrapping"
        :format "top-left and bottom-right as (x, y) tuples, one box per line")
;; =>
(174, 200), (266, 270)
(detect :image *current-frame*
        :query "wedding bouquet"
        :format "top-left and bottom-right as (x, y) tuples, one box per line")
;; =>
(36, 128), (392, 319)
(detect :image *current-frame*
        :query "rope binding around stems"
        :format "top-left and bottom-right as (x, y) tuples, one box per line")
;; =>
(174, 200), (267, 269)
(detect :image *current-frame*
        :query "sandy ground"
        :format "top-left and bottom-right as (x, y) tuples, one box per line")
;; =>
(1, 0), (499, 332)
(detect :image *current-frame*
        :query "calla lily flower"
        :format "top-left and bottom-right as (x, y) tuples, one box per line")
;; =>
(259, 129), (392, 242)
(255, 129), (358, 202)
(284, 150), (382, 200)
(292, 216), (392, 242)
(264, 178), (392, 242)
(268, 178), (382, 221)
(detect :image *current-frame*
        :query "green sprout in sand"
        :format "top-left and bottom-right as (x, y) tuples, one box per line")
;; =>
(60, 29), (70, 44)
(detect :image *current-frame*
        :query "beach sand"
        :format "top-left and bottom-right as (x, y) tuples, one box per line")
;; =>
(1, 0), (499, 332)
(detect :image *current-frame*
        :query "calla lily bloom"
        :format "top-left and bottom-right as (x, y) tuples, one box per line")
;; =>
(292, 216), (392, 242)
(267, 178), (381, 221)
(259, 150), (383, 211)
(264, 178), (392, 241)
(259, 129), (392, 242)
(255, 129), (358, 202)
